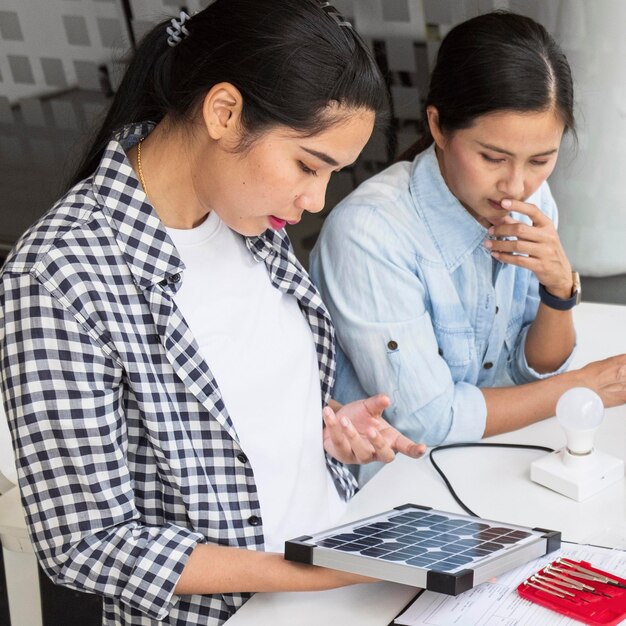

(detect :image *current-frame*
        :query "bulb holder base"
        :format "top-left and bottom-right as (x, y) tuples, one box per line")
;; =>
(530, 448), (624, 501)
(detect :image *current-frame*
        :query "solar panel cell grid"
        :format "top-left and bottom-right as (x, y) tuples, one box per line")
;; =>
(285, 505), (561, 594)
(318, 508), (534, 572)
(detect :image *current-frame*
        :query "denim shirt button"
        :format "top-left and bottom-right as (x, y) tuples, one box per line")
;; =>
(483, 361), (494, 369)
(495, 306), (499, 314)
(438, 347), (444, 356)
(387, 340), (398, 350)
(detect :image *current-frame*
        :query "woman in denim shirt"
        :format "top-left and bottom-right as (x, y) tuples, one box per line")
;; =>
(311, 11), (626, 481)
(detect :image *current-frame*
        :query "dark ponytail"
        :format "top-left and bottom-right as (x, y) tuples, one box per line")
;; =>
(398, 11), (575, 161)
(68, 0), (388, 189)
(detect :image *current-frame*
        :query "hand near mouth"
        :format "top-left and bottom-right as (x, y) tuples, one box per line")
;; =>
(483, 198), (573, 298)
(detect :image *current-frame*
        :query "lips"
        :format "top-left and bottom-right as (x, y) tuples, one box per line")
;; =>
(269, 216), (300, 230)
(488, 199), (507, 210)
(268, 216), (287, 230)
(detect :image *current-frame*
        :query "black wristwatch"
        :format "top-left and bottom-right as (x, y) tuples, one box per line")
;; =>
(538, 271), (581, 311)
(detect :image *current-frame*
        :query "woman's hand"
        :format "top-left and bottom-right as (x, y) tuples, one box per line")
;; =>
(485, 199), (573, 299)
(578, 354), (626, 407)
(322, 394), (426, 464)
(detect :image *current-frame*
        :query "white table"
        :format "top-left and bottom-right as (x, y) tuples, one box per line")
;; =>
(225, 302), (626, 625)
(1, 303), (624, 626)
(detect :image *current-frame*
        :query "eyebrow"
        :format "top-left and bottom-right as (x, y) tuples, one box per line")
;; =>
(477, 141), (559, 158)
(300, 146), (340, 167)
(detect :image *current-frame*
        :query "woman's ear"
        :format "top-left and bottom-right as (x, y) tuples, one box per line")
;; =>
(426, 105), (446, 149)
(202, 82), (244, 142)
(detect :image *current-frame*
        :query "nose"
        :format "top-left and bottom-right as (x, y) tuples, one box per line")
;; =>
(295, 180), (327, 215)
(497, 164), (526, 200)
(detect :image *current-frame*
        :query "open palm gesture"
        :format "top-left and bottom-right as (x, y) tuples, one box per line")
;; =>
(323, 394), (426, 464)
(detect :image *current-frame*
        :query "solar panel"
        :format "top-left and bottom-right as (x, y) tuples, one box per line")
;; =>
(285, 504), (561, 595)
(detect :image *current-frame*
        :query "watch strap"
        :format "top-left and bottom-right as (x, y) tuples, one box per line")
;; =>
(538, 272), (580, 311)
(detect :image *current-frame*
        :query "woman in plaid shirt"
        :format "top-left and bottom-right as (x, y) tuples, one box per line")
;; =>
(0, 1), (425, 624)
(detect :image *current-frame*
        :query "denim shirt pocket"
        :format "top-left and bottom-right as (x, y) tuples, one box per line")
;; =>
(432, 324), (474, 382)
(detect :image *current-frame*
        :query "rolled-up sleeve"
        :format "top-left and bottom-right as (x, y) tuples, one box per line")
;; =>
(311, 205), (487, 447)
(0, 272), (204, 621)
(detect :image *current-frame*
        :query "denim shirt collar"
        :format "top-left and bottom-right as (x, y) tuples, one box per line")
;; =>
(409, 144), (488, 272)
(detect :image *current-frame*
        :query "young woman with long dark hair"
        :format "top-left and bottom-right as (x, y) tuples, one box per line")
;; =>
(311, 11), (626, 483)
(0, 2), (425, 624)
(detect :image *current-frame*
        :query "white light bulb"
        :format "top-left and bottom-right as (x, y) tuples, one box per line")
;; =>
(531, 387), (623, 500)
(556, 387), (604, 455)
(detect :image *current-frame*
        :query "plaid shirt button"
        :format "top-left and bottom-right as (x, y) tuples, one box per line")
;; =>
(236, 453), (248, 464)
(247, 515), (261, 526)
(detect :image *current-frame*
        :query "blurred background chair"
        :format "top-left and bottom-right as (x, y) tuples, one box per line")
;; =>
(0, 397), (44, 626)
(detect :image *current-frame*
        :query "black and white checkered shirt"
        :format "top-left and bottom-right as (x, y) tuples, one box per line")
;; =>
(0, 122), (357, 625)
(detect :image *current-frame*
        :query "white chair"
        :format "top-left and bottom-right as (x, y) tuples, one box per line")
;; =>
(0, 399), (43, 626)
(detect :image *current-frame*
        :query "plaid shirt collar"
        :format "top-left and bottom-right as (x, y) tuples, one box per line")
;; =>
(94, 121), (185, 289)
(94, 121), (338, 406)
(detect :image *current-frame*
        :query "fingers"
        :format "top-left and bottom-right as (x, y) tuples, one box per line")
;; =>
(323, 396), (427, 465)
(499, 199), (549, 226)
(366, 427), (396, 463)
(487, 249), (542, 272)
(485, 208), (571, 289)
(323, 406), (400, 464)
(489, 213), (560, 245)
(488, 221), (541, 243)
(361, 393), (391, 417)
(485, 238), (542, 257)
(589, 357), (626, 407)
(323, 406), (379, 463)
(393, 433), (427, 459)
(323, 406), (357, 462)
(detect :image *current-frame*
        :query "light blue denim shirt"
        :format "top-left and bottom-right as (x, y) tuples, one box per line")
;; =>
(311, 145), (576, 452)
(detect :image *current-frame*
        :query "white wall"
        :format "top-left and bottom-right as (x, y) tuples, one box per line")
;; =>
(546, 0), (626, 276)
(0, 0), (130, 103)
(2, 0), (624, 275)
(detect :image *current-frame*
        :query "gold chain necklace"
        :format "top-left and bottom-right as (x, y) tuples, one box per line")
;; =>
(137, 138), (148, 195)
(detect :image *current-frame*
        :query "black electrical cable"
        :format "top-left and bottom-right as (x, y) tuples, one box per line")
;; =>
(428, 442), (556, 518)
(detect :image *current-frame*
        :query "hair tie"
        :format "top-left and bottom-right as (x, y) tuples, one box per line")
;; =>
(319, 2), (353, 28)
(166, 11), (190, 47)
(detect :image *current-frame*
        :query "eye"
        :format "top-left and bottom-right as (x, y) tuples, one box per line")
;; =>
(530, 160), (549, 167)
(481, 153), (505, 164)
(298, 161), (318, 176)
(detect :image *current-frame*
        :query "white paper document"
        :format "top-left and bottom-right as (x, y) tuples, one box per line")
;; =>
(394, 543), (626, 625)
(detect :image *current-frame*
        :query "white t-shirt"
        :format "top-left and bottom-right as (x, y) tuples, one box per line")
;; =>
(166, 212), (345, 552)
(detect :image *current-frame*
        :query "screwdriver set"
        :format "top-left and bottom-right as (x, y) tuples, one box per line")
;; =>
(517, 556), (626, 625)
